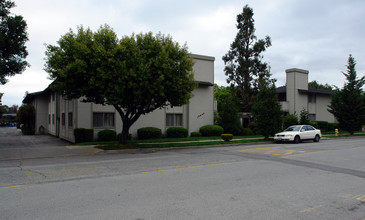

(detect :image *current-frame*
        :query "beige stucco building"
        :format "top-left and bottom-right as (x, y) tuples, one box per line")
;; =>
(277, 68), (336, 122)
(23, 54), (215, 142)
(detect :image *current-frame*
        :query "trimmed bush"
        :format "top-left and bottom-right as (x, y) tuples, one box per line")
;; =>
(116, 133), (132, 141)
(137, 127), (162, 140)
(166, 127), (188, 138)
(16, 105), (35, 135)
(74, 128), (94, 143)
(199, 125), (224, 137)
(242, 128), (254, 136)
(97, 129), (117, 141)
(190, 132), (202, 137)
(221, 134), (233, 141)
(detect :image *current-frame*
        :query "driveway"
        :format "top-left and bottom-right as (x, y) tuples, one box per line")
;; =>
(0, 127), (97, 161)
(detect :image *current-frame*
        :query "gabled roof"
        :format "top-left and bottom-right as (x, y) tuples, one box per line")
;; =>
(22, 86), (51, 104)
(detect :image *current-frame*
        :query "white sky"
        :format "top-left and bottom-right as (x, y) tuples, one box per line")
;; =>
(1, 0), (365, 106)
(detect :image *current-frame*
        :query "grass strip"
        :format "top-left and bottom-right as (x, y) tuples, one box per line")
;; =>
(97, 138), (271, 150)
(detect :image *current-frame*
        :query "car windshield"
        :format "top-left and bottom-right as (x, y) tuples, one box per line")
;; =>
(284, 125), (301, 132)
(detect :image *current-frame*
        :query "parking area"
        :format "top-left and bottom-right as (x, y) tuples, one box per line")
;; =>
(0, 127), (96, 161)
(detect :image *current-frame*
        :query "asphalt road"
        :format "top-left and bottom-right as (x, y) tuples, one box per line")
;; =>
(1, 128), (365, 219)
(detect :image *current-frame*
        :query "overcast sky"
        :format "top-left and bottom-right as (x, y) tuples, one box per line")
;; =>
(1, 0), (365, 106)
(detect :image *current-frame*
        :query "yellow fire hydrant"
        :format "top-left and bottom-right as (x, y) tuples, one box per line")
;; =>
(335, 129), (339, 136)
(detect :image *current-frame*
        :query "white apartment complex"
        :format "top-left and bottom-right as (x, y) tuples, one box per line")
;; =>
(23, 54), (215, 142)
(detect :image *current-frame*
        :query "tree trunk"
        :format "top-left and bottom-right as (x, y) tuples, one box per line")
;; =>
(119, 122), (131, 145)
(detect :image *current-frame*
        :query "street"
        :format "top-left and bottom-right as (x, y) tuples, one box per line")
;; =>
(1, 128), (365, 219)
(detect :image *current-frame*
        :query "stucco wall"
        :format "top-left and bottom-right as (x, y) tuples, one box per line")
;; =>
(316, 94), (335, 122)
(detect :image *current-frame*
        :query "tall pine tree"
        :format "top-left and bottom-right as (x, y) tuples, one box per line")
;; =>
(328, 55), (365, 134)
(223, 5), (271, 112)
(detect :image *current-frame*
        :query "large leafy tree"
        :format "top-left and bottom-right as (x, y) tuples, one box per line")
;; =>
(45, 25), (196, 144)
(328, 55), (365, 135)
(0, 0), (28, 85)
(223, 5), (271, 112)
(251, 74), (283, 139)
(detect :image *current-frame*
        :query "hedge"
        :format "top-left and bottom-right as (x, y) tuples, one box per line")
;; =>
(74, 128), (94, 143)
(166, 127), (188, 138)
(199, 125), (224, 137)
(97, 129), (117, 141)
(137, 127), (162, 140)
(328, 122), (339, 131)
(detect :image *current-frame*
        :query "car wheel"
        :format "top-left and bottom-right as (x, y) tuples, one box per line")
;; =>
(314, 134), (320, 142)
(293, 135), (300, 144)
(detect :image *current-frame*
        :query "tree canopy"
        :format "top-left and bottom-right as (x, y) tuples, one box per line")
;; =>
(45, 25), (196, 144)
(328, 55), (365, 134)
(0, 0), (28, 85)
(222, 5), (271, 112)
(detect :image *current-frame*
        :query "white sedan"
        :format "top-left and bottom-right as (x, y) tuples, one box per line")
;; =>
(274, 125), (322, 143)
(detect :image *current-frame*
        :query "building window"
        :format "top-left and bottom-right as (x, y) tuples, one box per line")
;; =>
(52, 93), (55, 101)
(48, 114), (51, 124)
(308, 94), (316, 103)
(166, 114), (183, 127)
(93, 112), (115, 128)
(68, 112), (73, 127)
(309, 114), (316, 121)
(52, 114), (55, 124)
(61, 113), (65, 126)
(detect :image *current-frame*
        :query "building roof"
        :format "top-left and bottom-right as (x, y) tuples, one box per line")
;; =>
(22, 87), (51, 104)
(276, 86), (333, 95)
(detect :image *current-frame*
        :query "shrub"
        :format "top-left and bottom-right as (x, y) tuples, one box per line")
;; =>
(190, 132), (202, 137)
(97, 129), (117, 141)
(241, 128), (254, 136)
(117, 133), (132, 140)
(221, 134), (233, 141)
(199, 125), (224, 137)
(166, 127), (188, 138)
(16, 105), (35, 135)
(299, 108), (310, 125)
(137, 127), (162, 140)
(283, 114), (299, 128)
(74, 128), (94, 143)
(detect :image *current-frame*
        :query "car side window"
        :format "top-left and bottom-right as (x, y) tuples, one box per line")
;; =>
(306, 126), (315, 131)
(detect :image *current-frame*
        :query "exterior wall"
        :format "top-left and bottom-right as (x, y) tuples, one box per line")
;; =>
(32, 95), (49, 134)
(315, 94), (335, 122)
(286, 68), (309, 114)
(188, 86), (214, 133)
(191, 54), (214, 83)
